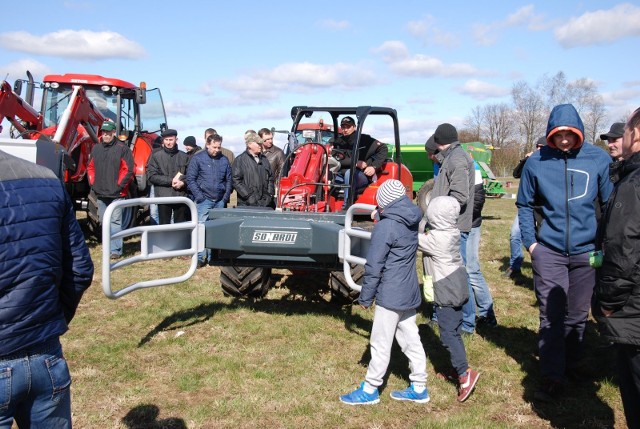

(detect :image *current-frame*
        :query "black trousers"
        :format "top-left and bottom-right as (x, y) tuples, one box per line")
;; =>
(617, 343), (640, 429)
(158, 203), (190, 225)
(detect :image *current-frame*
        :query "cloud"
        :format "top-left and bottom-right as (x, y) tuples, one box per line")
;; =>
(218, 62), (378, 101)
(555, 3), (640, 47)
(457, 79), (511, 100)
(0, 59), (52, 82)
(406, 15), (458, 48)
(317, 19), (350, 30)
(472, 5), (546, 46)
(0, 30), (145, 60)
(374, 41), (486, 78)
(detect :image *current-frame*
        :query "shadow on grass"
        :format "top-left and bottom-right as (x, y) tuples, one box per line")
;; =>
(137, 278), (372, 347)
(477, 320), (616, 428)
(122, 404), (186, 429)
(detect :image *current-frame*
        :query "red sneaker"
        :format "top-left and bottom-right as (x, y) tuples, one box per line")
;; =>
(457, 369), (479, 402)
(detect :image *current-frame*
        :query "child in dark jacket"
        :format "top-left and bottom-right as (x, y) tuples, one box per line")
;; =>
(340, 180), (429, 405)
(419, 195), (480, 402)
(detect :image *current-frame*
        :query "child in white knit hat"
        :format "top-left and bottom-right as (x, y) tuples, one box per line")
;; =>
(340, 179), (429, 405)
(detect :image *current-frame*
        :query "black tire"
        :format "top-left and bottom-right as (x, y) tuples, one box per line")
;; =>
(220, 266), (272, 298)
(416, 179), (435, 215)
(329, 263), (364, 304)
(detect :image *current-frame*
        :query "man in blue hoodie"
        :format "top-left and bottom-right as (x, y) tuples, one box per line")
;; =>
(516, 104), (613, 401)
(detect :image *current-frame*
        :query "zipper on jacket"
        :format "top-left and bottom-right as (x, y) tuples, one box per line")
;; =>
(564, 155), (570, 255)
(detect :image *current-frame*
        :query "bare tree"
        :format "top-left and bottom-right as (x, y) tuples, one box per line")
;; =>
(463, 106), (483, 142)
(482, 103), (514, 148)
(512, 81), (547, 153)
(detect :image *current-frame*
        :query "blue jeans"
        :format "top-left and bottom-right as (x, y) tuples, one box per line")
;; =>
(467, 226), (496, 320)
(509, 214), (524, 271)
(149, 185), (159, 226)
(0, 338), (72, 429)
(197, 199), (225, 262)
(460, 231), (476, 333)
(97, 197), (123, 256)
(342, 169), (369, 208)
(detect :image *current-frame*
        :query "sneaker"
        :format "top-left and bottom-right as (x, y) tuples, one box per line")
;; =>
(340, 382), (380, 405)
(110, 253), (120, 261)
(457, 369), (480, 402)
(534, 378), (565, 402)
(197, 260), (207, 269)
(390, 383), (430, 403)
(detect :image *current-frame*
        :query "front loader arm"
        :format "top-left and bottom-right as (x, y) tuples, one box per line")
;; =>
(0, 80), (43, 136)
(53, 85), (103, 152)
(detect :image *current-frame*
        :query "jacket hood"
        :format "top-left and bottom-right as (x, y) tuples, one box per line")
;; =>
(379, 195), (422, 228)
(426, 196), (460, 230)
(546, 104), (585, 150)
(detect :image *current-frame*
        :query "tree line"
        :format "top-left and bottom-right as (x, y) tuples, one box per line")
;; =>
(457, 71), (627, 177)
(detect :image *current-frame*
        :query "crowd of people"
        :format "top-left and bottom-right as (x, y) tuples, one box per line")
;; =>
(1, 104), (639, 427)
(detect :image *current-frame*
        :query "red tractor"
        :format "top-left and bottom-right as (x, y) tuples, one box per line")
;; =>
(0, 72), (168, 234)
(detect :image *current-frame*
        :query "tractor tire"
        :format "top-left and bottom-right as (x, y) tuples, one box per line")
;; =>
(416, 179), (435, 215)
(220, 266), (272, 298)
(329, 263), (364, 304)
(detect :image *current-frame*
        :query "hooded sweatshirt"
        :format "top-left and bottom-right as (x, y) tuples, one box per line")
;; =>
(358, 195), (423, 310)
(516, 104), (613, 255)
(419, 196), (469, 307)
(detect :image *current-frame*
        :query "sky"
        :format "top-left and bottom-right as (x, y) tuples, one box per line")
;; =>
(1, 0), (640, 155)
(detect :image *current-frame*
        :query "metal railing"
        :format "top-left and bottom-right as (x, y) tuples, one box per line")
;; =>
(340, 203), (375, 292)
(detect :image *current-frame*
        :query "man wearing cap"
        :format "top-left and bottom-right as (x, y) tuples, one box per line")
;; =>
(87, 120), (135, 259)
(147, 129), (191, 224)
(593, 107), (640, 429)
(600, 122), (625, 161)
(333, 116), (388, 207)
(232, 133), (274, 207)
(516, 104), (613, 401)
(426, 123), (476, 335)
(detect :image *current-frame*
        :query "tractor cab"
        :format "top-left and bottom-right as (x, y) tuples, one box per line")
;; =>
(278, 106), (412, 213)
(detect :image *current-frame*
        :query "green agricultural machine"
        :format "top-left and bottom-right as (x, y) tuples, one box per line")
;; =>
(387, 141), (506, 213)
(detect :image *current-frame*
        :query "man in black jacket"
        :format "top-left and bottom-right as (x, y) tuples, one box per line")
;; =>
(593, 107), (640, 429)
(333, 116), (388, 207)
(232, 133), (274, 208)
(87, 120), (134, 259)
(147, 129), (191, 224)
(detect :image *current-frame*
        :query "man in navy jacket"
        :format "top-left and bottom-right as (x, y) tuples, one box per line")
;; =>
(516, 104), (612, 401)
(0, 150), (94, 427)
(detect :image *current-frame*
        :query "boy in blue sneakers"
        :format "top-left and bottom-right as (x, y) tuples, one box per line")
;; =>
(340, 180), (429, 405)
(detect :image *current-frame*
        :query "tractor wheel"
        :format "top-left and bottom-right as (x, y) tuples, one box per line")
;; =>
(329, 263), (364, 304)
(416, 179), (435, 215)
(220, 266), (272, 298)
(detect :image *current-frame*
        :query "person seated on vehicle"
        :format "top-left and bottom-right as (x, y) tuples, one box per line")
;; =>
(332, 116), (388, 206)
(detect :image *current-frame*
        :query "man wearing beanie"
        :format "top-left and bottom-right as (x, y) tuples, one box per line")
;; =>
(427, 123), (476, 335)
(516, 104), (613, 402)
(340, 180), (429, 405)
(183, 135), (201, 160)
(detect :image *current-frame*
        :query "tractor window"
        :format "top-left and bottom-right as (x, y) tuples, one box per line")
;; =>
(42, 86), (73, 128)
(85, 89), (119, 124)
(139, 88), (167, 133)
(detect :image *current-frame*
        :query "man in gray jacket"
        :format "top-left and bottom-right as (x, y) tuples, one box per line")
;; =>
(427, 123), (476, 334)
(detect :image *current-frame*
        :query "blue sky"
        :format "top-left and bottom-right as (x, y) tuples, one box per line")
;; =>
(1, 0), (639, 155)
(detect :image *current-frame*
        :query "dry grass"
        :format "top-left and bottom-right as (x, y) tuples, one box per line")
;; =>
(63, 186), (627, 428)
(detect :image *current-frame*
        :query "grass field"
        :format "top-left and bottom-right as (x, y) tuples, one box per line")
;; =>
(63, 186), (627, 429)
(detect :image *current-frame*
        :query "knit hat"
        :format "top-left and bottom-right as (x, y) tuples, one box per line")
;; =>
(600, 122), (625, 141)
(376, 179), (406, 209)
(100, 121), (116, 132)
(433, 123), (458, 146)
(183, 136), (197, 147)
